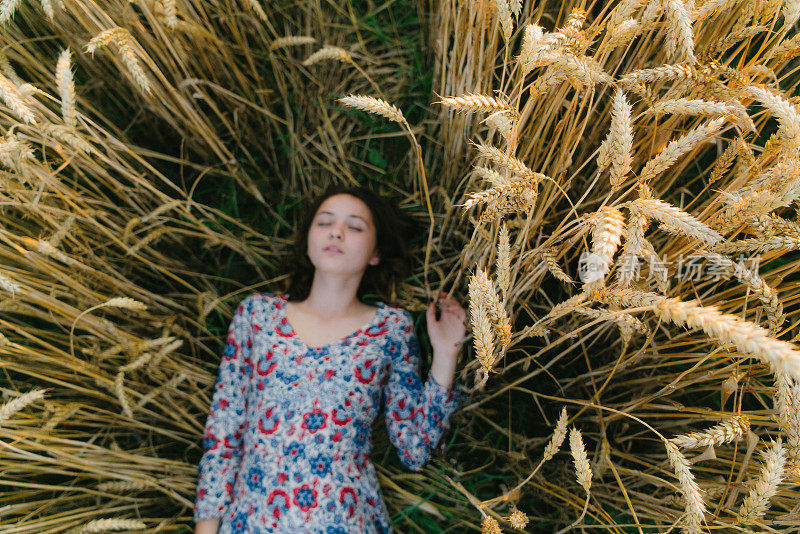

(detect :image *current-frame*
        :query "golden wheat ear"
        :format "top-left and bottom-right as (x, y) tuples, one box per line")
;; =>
(737, 439), (786, 523)
(337, 94), (406, 125)
(270, 36), (316, 49)
(302, 45), (353, 67)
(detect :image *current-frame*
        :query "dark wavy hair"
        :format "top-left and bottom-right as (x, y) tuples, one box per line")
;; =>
(281, 184), (419, 305)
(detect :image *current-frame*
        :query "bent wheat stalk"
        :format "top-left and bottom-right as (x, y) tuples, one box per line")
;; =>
(592, 288), (800, 379)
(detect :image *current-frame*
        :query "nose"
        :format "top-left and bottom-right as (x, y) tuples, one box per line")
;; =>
(329, 224), (343, 239)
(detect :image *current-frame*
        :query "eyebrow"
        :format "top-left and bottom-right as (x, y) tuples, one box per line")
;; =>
(317, 211), (368, 223)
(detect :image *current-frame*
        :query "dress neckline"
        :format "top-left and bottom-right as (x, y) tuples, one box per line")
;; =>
(278, 294), (385, 351)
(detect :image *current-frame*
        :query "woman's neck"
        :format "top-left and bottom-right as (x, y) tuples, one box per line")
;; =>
(300, 272), (364, 316)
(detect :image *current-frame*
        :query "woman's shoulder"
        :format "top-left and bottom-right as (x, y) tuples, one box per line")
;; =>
(379, 302), (415, 332)
(233, 291), (287, 317)
(250, 290), (286, 303)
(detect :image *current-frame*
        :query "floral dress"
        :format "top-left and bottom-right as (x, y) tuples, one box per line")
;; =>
(193, 292), (464, 533)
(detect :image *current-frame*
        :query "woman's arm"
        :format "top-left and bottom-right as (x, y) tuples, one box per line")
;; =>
(193, 293), (254, 524)
(383, 306), (463, 471)
(195, 517), (220, 534)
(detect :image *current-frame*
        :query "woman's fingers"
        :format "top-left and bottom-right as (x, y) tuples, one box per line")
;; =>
(437, 292), (464, 309)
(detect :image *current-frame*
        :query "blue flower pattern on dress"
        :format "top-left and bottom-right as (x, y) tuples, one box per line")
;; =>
(193, 292), (464, 533)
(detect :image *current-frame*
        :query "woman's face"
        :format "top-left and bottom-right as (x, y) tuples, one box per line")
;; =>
(306, 193), (380, 277)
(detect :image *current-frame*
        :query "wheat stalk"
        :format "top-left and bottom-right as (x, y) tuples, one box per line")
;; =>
(463, 177), (538, 212)
(750, 213), (800, 238)
(0, 388), (46, 425)
(702, 251), (783, 332)
(0, 272), (20, 298)
(593, 288), (800, 379)
(607, 19), (642, 49)
(69, 518), (147, 533)
(711, 25), (769, 56)
(97, 479), (151, 492)
(473, 143), (546, 182)
(609, 0), (647, 26)
(620, 64), (699, 87)
(693, 0), (741, 19)
(650, 98), (737, 117)
(40, 403), (79, 433)
(770, 31), (800, 62)
(664, 0), (697, 62)
(745, 85), (800, 150)
(485, 112), (515, 142)
(303, 45), (353, 67)
(496, 223), (510, 300)
(517, 24), (556, 70)
(774, 373), (800, 477)
(617, 209), (647, 288)
(438, 93), (514, 114)
(56, 48), (76, 129)
(539, 247), (573, 284)
(270, 36), (316, 49)
(0, 131), (34, 173)
(569, 427), (592, 494)
(759, 0), (784, 24)
(134, 371), (187, 411)
(473, 165), (517, 186)
(469, 273), (496, 375)
(119, 352), (153, 373)
(145, 338), (183, 371)
(591, 207), (626, 273)
(493, 0), (513, 41)
(338, 95), (406, 125)
(597, 89), (633, 188)
(529, 68), (567, 98)
(664, 440), (706, 534)
(709, 137), (745, 183)
(517, 23), (545, 66)
(0, 0), (24, 24)
(671, 415), (749, 448)
(543, 407), (569, 462)
(641, 240), (670, 293)
(85, 28), (151, 94)
(638, 117), (726, 183)
(86, 26), (127, 55)
(631, 198), (723, 244)
(40, 123), (95, 154)
(115, 372), (133, 418)
(241, 0), (268, 21)
(32, 237), (74, 265)
(713, 235), (800, 253)
(0, 51), (21, 86)
(159, 0), (178, 28)
(551, 52), (613, 85)
(473, 267), (512, 346)
(737, 439), (786, 523)
(710, 189), (776, 234)
(573, 305), (648, 335)
(103, 297), (148, 311)
(0, 72), (35, 124)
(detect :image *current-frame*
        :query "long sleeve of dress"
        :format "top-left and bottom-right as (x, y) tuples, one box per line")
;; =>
(383, 310), (463, 472)
(194, 294), (253, 522)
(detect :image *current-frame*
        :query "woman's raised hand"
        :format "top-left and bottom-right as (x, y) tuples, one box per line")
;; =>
(426, 291), (467, 357)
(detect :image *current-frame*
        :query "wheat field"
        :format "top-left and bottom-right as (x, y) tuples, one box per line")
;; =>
(0, 0), (799, 532)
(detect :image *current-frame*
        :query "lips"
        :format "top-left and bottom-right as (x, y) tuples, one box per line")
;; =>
(324, 245), (343, 254)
